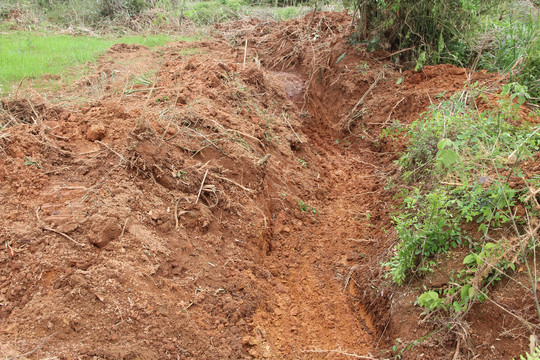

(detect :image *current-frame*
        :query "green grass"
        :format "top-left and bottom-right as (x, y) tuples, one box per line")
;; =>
(0, 32), (196, 95)
(1, 0), (311, 30)
(184, 1), (309, 24)
(475, 9), (540, 103)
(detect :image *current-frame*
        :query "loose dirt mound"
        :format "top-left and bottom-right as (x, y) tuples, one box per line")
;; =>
(1, 11), (535, 360)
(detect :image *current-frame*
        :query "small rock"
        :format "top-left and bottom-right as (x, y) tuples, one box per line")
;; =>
(223, 301), (237, 314)
(451, 67), (466, 75)
(242, 335), (251, 346)
(275, 283), (288, 294)
(56, 222), (79, 234)
(289, 307), (298, 316)
(91, 219), (121, 248)
(248, 349), (259, 357)
(163, 342), (175, 352)
(86, 123), (106, 141)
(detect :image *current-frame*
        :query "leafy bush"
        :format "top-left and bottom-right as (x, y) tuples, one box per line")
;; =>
(273, 6), (301, 21)
(386, 188), (461, 285)
(517, 345), (540, 360)
(475, 5), (540, 103)
(387, 85), (540, 288)
(416, 240), (520, 314)
(100, 0), (149, 18)
(351, 0), (503, 65)
(246, 0), (310, 6)
(400, 85), (539, 182)
(350, 0), (539, 105)
(185, 0), (245, 25)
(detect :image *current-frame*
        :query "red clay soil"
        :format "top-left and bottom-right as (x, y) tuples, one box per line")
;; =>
(0, 12), (537, 360)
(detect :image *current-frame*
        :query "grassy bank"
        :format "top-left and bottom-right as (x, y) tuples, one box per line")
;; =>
(0, 0), (312, 30)
(0, 32), (202, 95)
(0, 0), (313, 95)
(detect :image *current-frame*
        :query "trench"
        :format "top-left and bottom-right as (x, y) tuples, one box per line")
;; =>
(247, 69), (389, 358)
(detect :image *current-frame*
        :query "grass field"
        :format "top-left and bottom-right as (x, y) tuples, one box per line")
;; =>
(0, 0), (315, 96)
(0, 33), (201, 95)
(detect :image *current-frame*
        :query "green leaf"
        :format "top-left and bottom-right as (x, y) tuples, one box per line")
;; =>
(468, 286), (475, 298)
(463, 254), (476, 265)
(414, 51), (426, 72)
(478, 223), (487, 234)
(460, 284), (472, 300)
(396, 77), (403, 85)
(336, 52), (347, 64)
(437, 149), (458, 167)
(416, 291), (434, 306)
(437, 138), (453, 150)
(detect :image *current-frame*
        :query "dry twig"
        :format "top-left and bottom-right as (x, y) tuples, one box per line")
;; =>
(301, 348), (376, 359)
(282, 114), (302, 143)
(377, 46), (415, 60)
(35, 207), (85, 247)
(5, 332), (57, 360)
(243, 39), (248, 69)
(211, 173), (255, 193)
(96, 140), (126, 164)
(196, 169), (209, 204)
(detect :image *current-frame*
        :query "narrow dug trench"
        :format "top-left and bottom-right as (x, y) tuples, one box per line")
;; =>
(243, 70), (391, 358)
(241, 26), (499, 354)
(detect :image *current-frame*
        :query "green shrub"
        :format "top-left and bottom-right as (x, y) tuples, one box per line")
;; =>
(351, 0), (503, 65)
(387, 86), (540, 286)
(273, 6), (301, 21)
(185, 1), (240, 25)
(100, 0), (149, 18)
(517, 345), (540, 360)
(416, 240), (520, 314)
(400, 86), (539, 182)
(476, 8), (540, 103)
(386, 188), (461, 285)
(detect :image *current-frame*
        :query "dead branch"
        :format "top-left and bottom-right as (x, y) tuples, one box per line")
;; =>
(301, 348), (376, 359)
(195, 169), (209, 204)
(35, 207), (85, 247)
(211, 173), (255, 193)
(5, 332), (57, 360)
